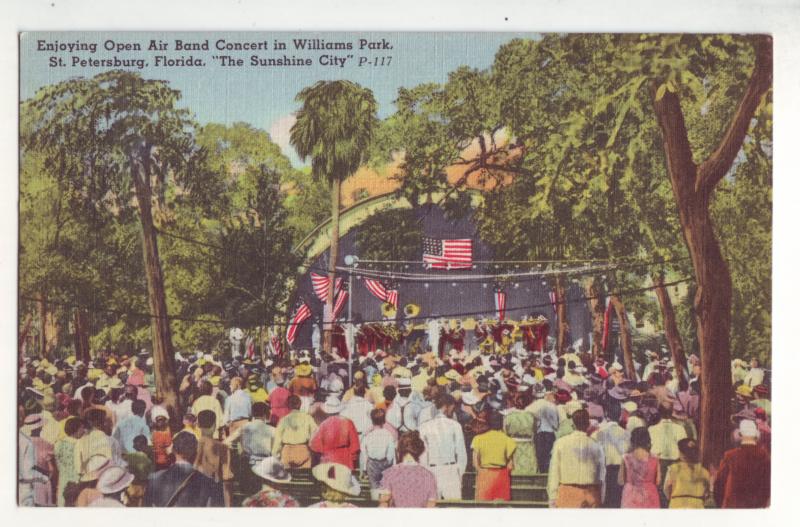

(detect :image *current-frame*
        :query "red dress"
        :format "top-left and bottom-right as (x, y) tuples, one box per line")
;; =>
(621, 453), (660, 508)
(309, 416), (360, 469)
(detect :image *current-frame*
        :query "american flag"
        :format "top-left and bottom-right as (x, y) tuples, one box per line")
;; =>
(422, 237), (473, 269)
(494, 290), (507, 321)
(364, 278), (399, 307)
(333, 290), (348, 320)
(364, 278), (388, 302)
(311, 272), (343, 303)
(286, 303), (311, 345)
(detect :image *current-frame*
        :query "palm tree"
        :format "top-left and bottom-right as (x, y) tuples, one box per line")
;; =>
(290, 81), (378, 354)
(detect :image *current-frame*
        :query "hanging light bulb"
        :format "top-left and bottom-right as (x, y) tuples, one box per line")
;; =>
(542, 281), (547, 286)
(514, 283), (520, 289)
(452, 282), (457, 287)
(482, 283), (488, 289)
(424, 283), (429, 288)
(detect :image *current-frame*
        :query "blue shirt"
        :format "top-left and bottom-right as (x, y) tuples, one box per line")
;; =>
(112, 414), (151, 453)
(224, 389), (253, 424)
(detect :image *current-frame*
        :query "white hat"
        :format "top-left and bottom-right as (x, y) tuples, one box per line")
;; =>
(251, 457), (291, 483)
(80, 455), (112, 482)
(312, 462), (361, 496)
(739, 419), (759, 438)
(96, 466), (134, 495)
(621, 401), (638, 413)
(150, 405), (169, 421)
(327, 378), (344, 394)
(145, 357), (154, 366)
(397, 377), (412, 388)
(461, 391), (480, 406)
(322, 396), (343, 414)
(610, 362), (624, 372)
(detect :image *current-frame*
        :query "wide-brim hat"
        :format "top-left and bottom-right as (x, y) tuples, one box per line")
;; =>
(80, 455), (112, 482)
(251, 457), (291, 484)
(621, 401), (638, 413)
(754, 384), (769, 397)
(312, 463), (361, 496)
(23, 413), (44, 430)
(565, 400), (583, 417)
(555, 389), (572, 404)
(735, 385), (753, 398)
(97, 466), (135, 495)
(460, 391), (480, 406)
(607, 386), (630, 400)
(322, 397), (343, 414)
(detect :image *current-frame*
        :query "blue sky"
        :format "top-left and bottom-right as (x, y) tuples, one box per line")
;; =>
(21, 31), (539, 166)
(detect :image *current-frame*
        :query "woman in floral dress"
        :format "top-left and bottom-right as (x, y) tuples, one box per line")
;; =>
(619, 427), (661, 508)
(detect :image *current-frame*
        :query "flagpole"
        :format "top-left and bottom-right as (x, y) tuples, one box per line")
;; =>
(344, 255), (358, 388)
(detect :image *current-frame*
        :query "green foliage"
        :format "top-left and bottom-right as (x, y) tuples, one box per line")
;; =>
(290, 80), (379, 185)
(355, 208), (423, 262)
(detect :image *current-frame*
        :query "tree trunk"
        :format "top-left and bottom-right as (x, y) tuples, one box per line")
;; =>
(19, 313), (32, 362)
(653, 272), (688, 382)
(323, 177), (341, 355)
(585, 278), (605, 359)
(73, 308), (91, 363)
(652, 35), (771, 467)
(131, 161), (179, 421)
(609, 295), (636, 380)
(555, 275), (569, 355)
(37, 292), (47, 358)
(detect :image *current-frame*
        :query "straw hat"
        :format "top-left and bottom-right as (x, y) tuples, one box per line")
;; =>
(97, 466), (134, 495)
(80, 455), (112, 482)
(251, 457), (291, 484)
(312, 463), (361, 496)
(322, 396), (343, 414)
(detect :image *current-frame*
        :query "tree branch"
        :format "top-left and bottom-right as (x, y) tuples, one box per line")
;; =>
(698, 35), (773, 192)
(652, 83), (698, 200)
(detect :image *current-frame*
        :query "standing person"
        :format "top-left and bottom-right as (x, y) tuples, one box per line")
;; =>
(242, 457), (299, 507)
(272, 395), (317, 469)
(289, 363), (317, 410)
(193, 410), (234, 506)
(418, 393), (468, 500)
(663, 438), (710, 508)
(223, 377), (252, 437)
(547, 409), (606, 508)
(592, 411), (627, 508)
(309, 462), (361, 508)
(191, 380), (224, 437)
(309, 397), (361, 469)
(54, 417), (85, 506)
(267, 369), (292, 425)
(88, 466), (134, 507)
(743, 358), (765, 388)
(619, 427), (661, 508)
(19, 429), (36, 506)
(340, 382), (374, 448)
(361, 409), (396, 500)
(503, 391), (537, 475)
(526, 385), (559, 472)
(24, 414), (56, 506)
(122, 435), (153, 507)
(143, 431), (224, 507)
(471, 411), (517, 502)
(713, 419), (770, 508)
(74, 409), (113, 480)
(112, 400), (150, 454)
(149, 407), (173, 471)
(378, 431), (438, 508)
(648, 403), (687, 479)
(225, 402), (276, 465)
(386, 378), (422, 433)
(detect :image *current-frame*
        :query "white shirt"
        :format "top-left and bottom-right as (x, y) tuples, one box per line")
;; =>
(340, 396), (374, 436)
(526, 398), (560, 434)
(592, 421), (626, 466)
(417, 402), (437, 426)
(648, 419), (687, 461)
(386, 396), (422, 432)
(547, 430), (606, 501)
(418, 413), (468, 474)
(362, 427), (396, 462)
(744, 367), (765, 387)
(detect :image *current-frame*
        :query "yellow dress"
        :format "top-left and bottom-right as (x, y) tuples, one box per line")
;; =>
(665, 461), (710, 509)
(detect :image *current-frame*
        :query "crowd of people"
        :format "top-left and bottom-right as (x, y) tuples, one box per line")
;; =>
(17, 340), (771, 508)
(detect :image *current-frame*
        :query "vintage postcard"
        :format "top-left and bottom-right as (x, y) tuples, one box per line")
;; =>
(17, 30), (771, 509)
